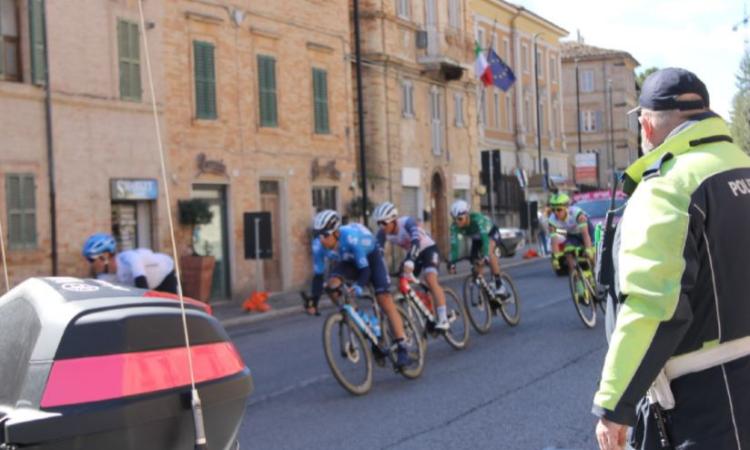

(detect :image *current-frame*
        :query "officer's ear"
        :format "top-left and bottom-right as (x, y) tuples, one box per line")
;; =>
(640, 113), (654, 141)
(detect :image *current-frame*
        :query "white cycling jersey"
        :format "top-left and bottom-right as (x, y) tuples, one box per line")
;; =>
(109, 249), (175, 289)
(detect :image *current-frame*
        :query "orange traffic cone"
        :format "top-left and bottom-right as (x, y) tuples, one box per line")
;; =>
(243, 291), (271, 313)
(523, 248), (539, 259)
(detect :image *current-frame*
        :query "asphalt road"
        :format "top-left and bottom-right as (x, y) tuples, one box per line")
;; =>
(229, 259), (609, 450)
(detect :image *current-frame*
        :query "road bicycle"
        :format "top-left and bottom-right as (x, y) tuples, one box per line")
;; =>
(456, 257), (521, 334)
(395, 274), (470, 350)
(321, 283), (425, 395)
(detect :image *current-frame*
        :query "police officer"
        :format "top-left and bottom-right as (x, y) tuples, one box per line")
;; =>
(593, 68), (750, 449)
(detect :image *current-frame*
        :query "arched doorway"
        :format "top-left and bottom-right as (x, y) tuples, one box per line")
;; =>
(430, 172), (448, 255)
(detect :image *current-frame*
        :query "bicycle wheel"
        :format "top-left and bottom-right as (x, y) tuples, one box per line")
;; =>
(497, 274), (521, 326)
(398, 294), (426, 341)
(462, 274), (492, 334)
(322, 311), (373, 395)
(382, 305), (426, 379)
(442, 288), (470, 350)
(569, 267), (596, 328)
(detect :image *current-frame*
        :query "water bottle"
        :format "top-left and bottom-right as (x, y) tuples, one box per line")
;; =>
(370, 313), (381, 337)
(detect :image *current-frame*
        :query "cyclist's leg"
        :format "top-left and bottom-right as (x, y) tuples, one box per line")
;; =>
(488, 226), (502, 276)
(417, 246), (445, 308)
(369, 250), (405, 341)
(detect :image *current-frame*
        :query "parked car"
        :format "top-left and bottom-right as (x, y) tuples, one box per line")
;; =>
(572, 191), (627, 227)
(496, 227), (525, 258)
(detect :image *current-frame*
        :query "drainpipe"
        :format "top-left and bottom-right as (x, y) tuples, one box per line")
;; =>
(353, 0), (369, 224)
(41, 0), (58, 275)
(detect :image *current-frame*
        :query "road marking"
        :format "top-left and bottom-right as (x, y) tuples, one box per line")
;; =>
(246, 373), (331, 407)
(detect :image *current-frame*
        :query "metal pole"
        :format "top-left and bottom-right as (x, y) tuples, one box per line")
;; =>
(254, 217), (264, 292)
(607, 79), (615, 174)
(488, 151), (495, 223)
(41, 0), (58, 275)
(0, 218), (9, 292)
(575, 58), (582, 154)
(533, 34), (542, 175)
(353, 0), (369, 224)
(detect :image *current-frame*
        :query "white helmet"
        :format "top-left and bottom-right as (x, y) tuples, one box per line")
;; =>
(313, 209), (340, 235)
(450, 199), (470, 218)
(372, 202), (398, 223)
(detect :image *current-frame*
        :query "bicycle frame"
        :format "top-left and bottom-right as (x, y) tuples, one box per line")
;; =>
(402, 283), (436, 324)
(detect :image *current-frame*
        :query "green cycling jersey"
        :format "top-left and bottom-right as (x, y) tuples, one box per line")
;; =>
(449, 211), (493, 262)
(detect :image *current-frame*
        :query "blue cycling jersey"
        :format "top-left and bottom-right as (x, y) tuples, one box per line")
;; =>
(312, 237), (339, 275)
(337, 223), (377, 269)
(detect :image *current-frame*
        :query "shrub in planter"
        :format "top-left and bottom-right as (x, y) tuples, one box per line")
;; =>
(177, 199), (216, 302)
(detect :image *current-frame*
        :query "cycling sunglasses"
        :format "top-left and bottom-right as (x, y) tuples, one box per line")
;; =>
(377, 220), (394, 227)
(553, 207), (567, 213)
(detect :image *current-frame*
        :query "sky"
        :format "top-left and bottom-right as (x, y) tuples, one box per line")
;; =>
(515, 0), (748, 119)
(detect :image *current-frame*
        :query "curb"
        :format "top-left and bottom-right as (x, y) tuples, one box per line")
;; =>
(220, 256), (547, 328)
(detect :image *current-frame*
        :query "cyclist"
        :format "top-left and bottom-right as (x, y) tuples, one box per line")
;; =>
(547, 193), (595, 272)
(313, 210), (412, 369)
(82, 232), (177, 294)
(447, 199), (510, 299)
(372, 202), (449, 331)
(304, 222), (340, 316)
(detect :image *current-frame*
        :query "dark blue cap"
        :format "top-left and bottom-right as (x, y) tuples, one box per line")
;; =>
(630, 68), (709, 114)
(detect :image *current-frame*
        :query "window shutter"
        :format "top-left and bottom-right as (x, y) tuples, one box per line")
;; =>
(258, 56), (277, 127)
(129, 22), (141, 99)
(194, 41), (216, 119)
(595, 111), (603, 131)
(29, 0), (46, 85)
(6, 174), (36, 248)
(313, 69), (329, 134)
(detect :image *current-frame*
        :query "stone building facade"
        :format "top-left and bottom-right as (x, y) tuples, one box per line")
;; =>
(0, 0), (168, 286)
(161, 0), (356, 297)
(561, 41), (639, 189)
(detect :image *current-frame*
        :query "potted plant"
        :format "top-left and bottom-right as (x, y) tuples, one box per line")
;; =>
(178, 199), (215, 302)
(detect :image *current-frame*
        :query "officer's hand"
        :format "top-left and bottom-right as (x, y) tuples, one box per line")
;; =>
(595, 418), (627, 450)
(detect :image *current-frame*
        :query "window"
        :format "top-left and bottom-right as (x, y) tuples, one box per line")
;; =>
(0, 0), (20, 81)
(476, 28), (485, 49)
(505, 95), (512, 131)
(503, 38), (510, 60)
(117, 20), (141, 101)
(312, 186), (337, 212)
(396, 0), (410, 19)
(524, 96), (531, 132)
(478, 87), (486, 126)
(257, 55), (277, 127)
(28, 0), (45, 85)
(193, 41), (216, 119)
(538, 99), (545, 136)
(535, 49), (543, 77)
(493, 91), (500, 129)
(552, 102), (559, 138)
(5, 173), (36, 249)
(312, 68), (329, 134)
(454, 93), (463, 127)
(521, 43), (528, 73)
(430, 87), (442, 155)
(402, 80), (414, 117)
(549, 56), (557, 82)
(448, 0), (460, 29)
(581, 69), (594, 92)
(581, 110), (602, 132)
(401, 186), (420, 220)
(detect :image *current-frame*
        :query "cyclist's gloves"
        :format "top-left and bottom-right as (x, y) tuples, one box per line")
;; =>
(403, 259), (415, 272)
(447, 262), (456, 273)
(585, 247), (595, 259)
(351, 284), (364, 298)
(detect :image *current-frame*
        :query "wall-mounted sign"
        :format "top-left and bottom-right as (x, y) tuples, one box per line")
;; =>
(110, 179), (158, 201)
(575, 153), (599, 185)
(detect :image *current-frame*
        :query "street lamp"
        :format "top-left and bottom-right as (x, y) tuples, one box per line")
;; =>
(575, 57), (582, 154)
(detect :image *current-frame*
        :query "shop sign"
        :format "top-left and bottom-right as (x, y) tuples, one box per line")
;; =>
(110, 179), (159, 200)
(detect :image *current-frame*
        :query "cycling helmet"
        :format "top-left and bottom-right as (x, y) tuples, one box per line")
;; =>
(313, 210), (341, 235)
(549, 193), (571, 207)
(372, 202), (398, 223)
(450, 199), (470, 218)
(82, 233), (117, 260)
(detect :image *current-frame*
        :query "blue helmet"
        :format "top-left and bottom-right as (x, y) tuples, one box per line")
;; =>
(82, 233), (117, 260)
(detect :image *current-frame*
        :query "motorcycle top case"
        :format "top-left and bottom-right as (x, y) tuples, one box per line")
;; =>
(0, 277), (252, 450)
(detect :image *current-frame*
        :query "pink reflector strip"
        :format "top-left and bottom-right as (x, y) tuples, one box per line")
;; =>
(41, 342), (245, 408)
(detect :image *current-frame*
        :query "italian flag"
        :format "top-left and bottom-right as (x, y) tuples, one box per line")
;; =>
(474, 41), (492, 87)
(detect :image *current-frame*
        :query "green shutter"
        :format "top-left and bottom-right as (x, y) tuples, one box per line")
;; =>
(313, 69), (329, 134)
(258, 55), (277, 127)
(29, 0), (46, 85)
(5, 174), (37, 249)
(194, 41), (217, 119)
(117, 20), (141, 100)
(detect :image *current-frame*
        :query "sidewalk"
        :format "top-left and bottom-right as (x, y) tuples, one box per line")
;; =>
(213, 244), (547, 328)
